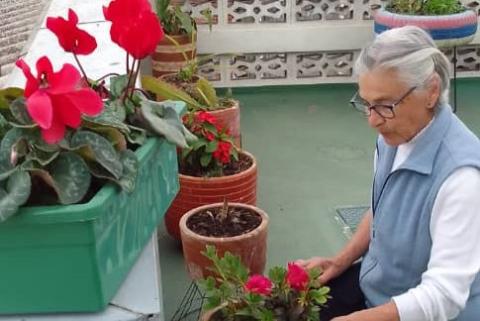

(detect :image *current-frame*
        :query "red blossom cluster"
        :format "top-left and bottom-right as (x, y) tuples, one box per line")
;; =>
(244, 262), (310, 296)
(184, 111), (234, 166)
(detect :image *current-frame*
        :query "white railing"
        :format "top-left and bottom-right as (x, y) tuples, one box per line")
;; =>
(176, 0), (480, 87)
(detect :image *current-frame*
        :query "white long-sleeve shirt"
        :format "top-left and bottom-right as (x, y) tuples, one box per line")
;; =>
(382, 127), (480, 321)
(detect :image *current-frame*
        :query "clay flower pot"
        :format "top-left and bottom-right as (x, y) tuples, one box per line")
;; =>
(204, 100), (241, 147)
(373, 8), (478, 47)
(151, 33), (196, 77)
(180, 202), (269, 280)
(164, 150), (257, 240)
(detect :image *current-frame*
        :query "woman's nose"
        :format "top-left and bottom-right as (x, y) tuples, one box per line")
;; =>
(367, 109), (385, 128)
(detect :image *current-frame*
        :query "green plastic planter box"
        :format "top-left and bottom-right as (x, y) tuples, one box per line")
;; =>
(0, 136), (179, 314)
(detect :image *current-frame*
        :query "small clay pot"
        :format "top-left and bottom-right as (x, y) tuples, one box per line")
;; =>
(180, 202), (269, 280)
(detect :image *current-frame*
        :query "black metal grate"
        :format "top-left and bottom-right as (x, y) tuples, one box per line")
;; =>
(170, 282), (205, 321)
(335, 206), (368, 235)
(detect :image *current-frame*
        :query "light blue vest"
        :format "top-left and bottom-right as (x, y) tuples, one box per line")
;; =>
(359, 105), (480, 320)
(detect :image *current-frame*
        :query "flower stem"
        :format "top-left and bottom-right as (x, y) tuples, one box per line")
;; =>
(122, 56), (139, 104)
(73, 53), (89, 86)
(95, 72), (120, 83)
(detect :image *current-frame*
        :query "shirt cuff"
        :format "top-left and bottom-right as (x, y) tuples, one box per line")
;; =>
(392, 292), (426, 321)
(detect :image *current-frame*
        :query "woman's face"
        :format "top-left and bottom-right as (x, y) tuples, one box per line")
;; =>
(358, 68), (439, 146)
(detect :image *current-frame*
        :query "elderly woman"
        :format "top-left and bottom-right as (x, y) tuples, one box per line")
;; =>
(298, 26), (480, 321)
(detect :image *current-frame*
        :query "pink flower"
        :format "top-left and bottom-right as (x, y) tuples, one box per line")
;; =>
(15, 56), (103, 144)
(245, 275), (272, 295)
(46, 9), (97, 55)
(286, 263), (309, 291)
(197, 111), (217, 125)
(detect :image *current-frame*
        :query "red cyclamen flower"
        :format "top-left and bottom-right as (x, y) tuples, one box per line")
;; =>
(197, 111), (217, 125)
(286, 263), (309, 291)
(212, 141), (231, 164)
(103, 0), (164, 59)
(46, 9), (97, 55)
(245, 275), (272, 295)
(15, 56), (103, 144)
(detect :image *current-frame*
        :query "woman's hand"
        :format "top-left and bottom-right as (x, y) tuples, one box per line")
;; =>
(295, 256), (347, 285)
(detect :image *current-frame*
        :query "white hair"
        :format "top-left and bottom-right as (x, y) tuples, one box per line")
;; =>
(354, 26), (451, 105)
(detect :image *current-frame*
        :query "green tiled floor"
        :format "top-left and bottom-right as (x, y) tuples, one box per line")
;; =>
(157, 79), (480, 320)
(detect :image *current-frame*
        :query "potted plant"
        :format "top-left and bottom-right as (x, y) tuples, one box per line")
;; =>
(180, 201), (268, 279)
(142, 73), (242, 147)
(0, 0), (194, 314)
(196, 245), (331, 321)
(152, 0), (198, 77)
(164, 110), (256, 240)
(373, 0), (478, 47)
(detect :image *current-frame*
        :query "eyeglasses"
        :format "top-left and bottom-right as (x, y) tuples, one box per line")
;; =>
(350, 86), (416, 119)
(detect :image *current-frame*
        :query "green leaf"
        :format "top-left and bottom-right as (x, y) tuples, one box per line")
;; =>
(1, 128), (25, 157)
(140, 98), (195, 148)
(205, 140), (218, 153)
(202, 244), (218, 261)
(307, 305), (320, 321)
(231, 147), (239, 161)
(10, 97), (34, 125)
(259, 309), (274, 321)
(40, 152), (91, 204)
(125, 124), (147, 145)
(0, 157), (16, 181)
(0, 112), (10, 137)
(195, 77), (218, 108)
(87, 126), (127, 151)
(110, 75), (129, 98)
(308, 267), (322, 281)
(191, 139), (207, 151)
(141, 75), (205, 111)
(84, 99), (129, 133)
(203, 296), (221, 310)
(86, 150), (137, 193)
(177, 9), (194, 35)
(268, 266), (287, 285)
(309, 286), (330, 305)
(245, 293), (262, 304)
(0, 170), (31, 222)
(200, 153), (212, 167)
(0, 87), (24, 109)
(70, 131), (123, 179)
(203, 122), (217, 133)
(117, 149), (138, 192)
(26, 148), (60, 166)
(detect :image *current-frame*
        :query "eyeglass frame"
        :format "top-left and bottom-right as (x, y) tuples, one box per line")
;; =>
(349, 86), (417, 119)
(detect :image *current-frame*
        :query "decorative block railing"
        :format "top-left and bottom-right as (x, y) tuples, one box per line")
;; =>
(175, 0), (480, 87)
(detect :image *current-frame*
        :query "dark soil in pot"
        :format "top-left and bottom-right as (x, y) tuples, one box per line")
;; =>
(179, 152), (253, 177)
(186, 205), (262, 237)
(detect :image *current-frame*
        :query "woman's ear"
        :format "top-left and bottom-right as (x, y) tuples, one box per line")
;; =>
(427, 73), (441, 109)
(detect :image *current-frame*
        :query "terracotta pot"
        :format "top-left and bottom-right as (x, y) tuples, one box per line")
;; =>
(180, 202), (269, 280)
(203, 101), (241, 147)
(164, 151), (257, 240)
(151, 33), (196, 78)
